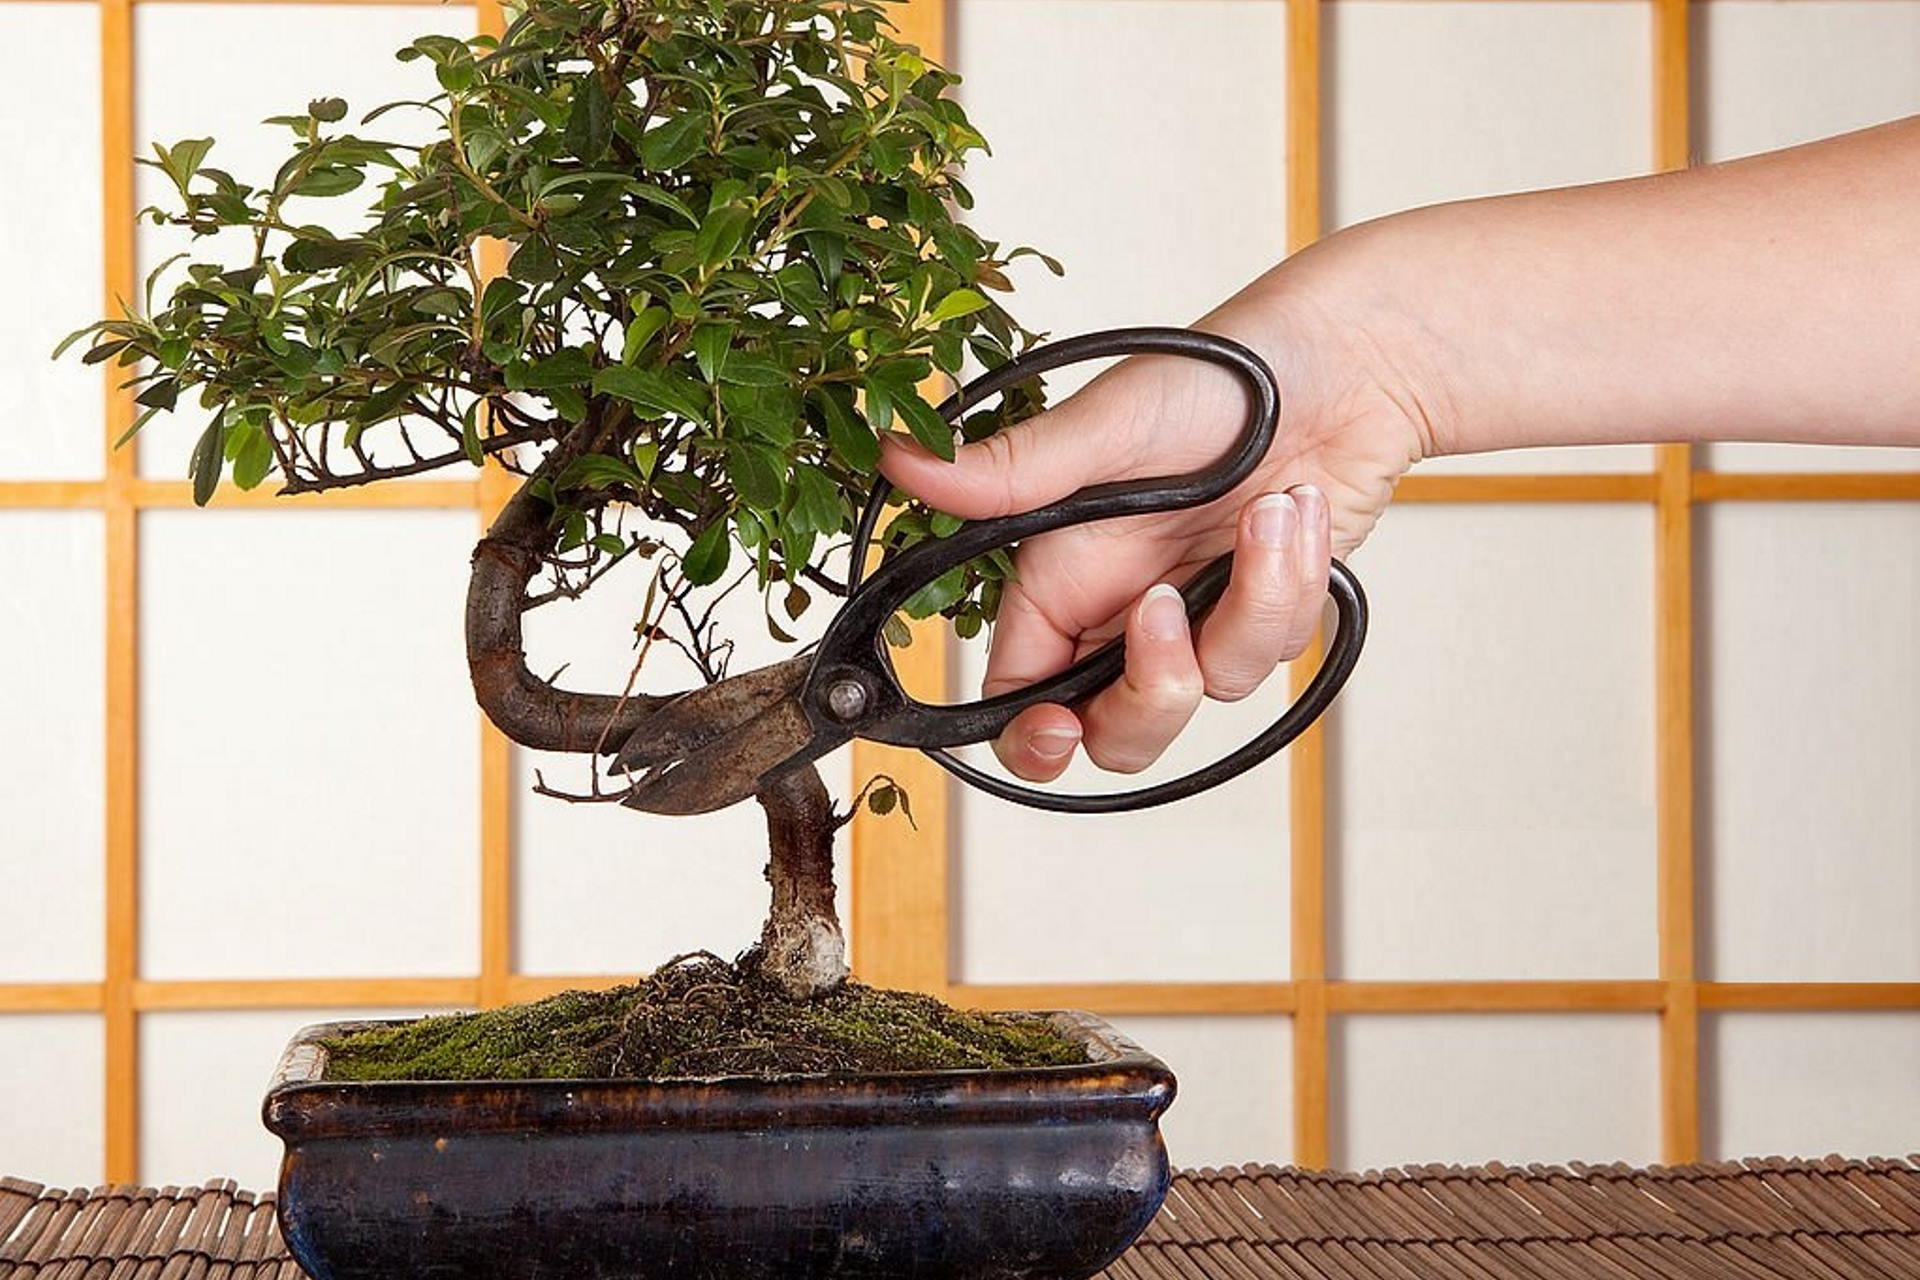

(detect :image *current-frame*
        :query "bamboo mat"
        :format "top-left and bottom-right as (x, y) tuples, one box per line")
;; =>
(4, 1157), (1918, 1279)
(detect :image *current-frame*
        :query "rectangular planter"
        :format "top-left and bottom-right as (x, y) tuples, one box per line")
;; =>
(263, 1010), (1176, 1280)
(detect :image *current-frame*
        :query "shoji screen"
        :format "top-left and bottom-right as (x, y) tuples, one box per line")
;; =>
(2, 0), (1915, 1193)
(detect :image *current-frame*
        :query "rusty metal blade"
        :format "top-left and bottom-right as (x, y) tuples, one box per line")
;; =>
(619, 697), (819, 816)
(608, 654), (812, 773)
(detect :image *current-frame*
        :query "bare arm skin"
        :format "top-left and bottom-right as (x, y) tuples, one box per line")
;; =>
(879, 117), (1920, 780)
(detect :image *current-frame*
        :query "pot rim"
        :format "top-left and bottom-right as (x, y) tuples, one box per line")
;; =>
(263, 1009), (1175, 1141)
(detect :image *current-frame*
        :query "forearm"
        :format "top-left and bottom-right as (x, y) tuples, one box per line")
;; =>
(1271, 116), (1920, 459)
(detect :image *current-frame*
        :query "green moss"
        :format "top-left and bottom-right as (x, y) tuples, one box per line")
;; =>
(321, 953), (1086, 1082)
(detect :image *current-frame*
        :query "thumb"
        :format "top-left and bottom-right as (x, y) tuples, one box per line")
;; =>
(877, 386), (1135, 520)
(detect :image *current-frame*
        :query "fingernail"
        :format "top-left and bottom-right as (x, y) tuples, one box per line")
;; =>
(1288, 483), (1323, 513)
(1029, 727), (1080, 761)
(1250, 493), (1297, 546)
(1138, 582), (1188, 641)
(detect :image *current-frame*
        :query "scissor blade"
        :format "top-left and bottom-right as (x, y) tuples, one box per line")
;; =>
(608, 654), (813, 773)
(620, 695), (819, 816)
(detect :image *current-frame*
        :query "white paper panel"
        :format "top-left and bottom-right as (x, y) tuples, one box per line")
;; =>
(951, 701), (1290, 983)
(1702, 505), (1920, 981)
(0, 6), (103, 481)
(1106, 1016), (1291, 1168)
(956, 0), (1288, 350)
(0, 512), (105, 982)
(1334, 1014), (1660, 1169)
(0, 1016), (104, 1188)
(140, 510), (479, 980)
(1328, 2), (1653, 476)
(513, 547), (854, 976)
(1698, 1), (1920, 474)
(131, 5), (457, 479)
(141, 1007), (451, 1189)
(1705, 1012), (1920, 1159)
(1334, 506), (1657, 978)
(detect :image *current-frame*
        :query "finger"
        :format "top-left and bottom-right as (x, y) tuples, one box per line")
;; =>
(1078, 584), (1206, 774)
(990, 703), (1083, 783)
(877, 384), (1139, 520)
(1279, 483), (1332, 660)
(1194, 491), (1304, 701)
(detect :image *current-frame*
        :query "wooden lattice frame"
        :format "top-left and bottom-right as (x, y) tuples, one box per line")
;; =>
(0, 0), (1915, 1183)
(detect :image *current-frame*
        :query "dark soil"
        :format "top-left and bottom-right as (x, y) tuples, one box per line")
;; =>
(320, 952), (1087, 1081)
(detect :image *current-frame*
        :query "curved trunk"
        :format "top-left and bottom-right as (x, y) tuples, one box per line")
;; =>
(465, 434), (671, 753)
(465, 428), (850, 999)
(754, 765), (850, 998)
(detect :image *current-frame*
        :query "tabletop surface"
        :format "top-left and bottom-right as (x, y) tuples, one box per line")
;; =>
(4, 1155), (1918, 1278)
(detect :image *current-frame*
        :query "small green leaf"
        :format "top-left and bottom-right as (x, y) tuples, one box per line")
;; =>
(926, 288), (989, 325)
(693, 322), (732, 382)
(592, 365), (708, 423)
(621, 305), (670, 364)
(725, 443), (784, 508)
(867, 784), (897, 816)
(461, 404), (484, 465)
(694, 205), (752, 268)
(640, 112), (706, 171)
(509, 347), (594, 391)
(562, 74), (613, 162)
(307, 97), (348, 123)
(894, 393), (954, 461)
(683, 517), (731, 586)
(230, 423), (274, 490)
(903, 566), (966, 618)
(815, 388), (878, 472)
(188, 418), (226, 506)
(717, 352), (786, 387)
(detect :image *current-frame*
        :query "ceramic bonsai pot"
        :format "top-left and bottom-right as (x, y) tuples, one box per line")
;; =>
(263, 1010), (1175, 1280)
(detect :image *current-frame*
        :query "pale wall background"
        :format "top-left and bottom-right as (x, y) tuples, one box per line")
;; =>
(2, 0), (1917, 1191)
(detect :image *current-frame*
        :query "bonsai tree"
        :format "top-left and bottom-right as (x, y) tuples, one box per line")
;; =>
(65, 0), (1056, 1000)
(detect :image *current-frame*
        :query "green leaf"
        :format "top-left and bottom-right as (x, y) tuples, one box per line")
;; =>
(792, 467), (843, 535)
(867, 784), (897, 816)
(693, 322), (732, 382)
(694, 205), (752, 268)
(927, 288), (989, 325)
(903, 566), (966, 618)
(640, 112), (706, 171)
(291, 166), (364, 198)
(621, 305), (670, 364)
(894, 392), (954, 461)
(509, 347), (594, 391)
(188, 418), (226, 506)
(683, 517), (731, 586)
(814, 387), (878, 472)
(592, 365), (708, 423)
(508, 237), (559, 284)
(725, 443), (785, 508)
(460, 404), (484, 466)
(717, 352), (786, 387)
(307, 97), (348, 123)
(562, 74), (613, 162)
(135, 377), (180, 411)
(230, 423), (274, 490)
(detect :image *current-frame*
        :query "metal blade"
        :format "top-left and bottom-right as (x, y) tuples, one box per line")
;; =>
(608, 654), (812, 773)
(619, 696), (820, 816)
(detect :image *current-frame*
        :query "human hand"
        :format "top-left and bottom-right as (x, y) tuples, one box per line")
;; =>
(878, 245), (1439, 781)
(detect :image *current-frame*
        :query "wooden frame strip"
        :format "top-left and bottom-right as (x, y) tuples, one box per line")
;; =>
(1285, 0), (1330, 1172)
(848, 0), (953, 998)
(18, 470), (1920, 515)
(1652, 0), (1700, 1166)
(473, 0), (514, 1014)
(98, 0), (139, 1185)
(9, 975), (1919, 1015)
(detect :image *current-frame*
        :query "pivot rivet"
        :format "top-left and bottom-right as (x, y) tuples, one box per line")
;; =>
(825, 679), (869, 722)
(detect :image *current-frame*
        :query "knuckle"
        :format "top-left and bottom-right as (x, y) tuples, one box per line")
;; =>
(1131, 669), (1205, 711)
(1203, 665), (1269, 702)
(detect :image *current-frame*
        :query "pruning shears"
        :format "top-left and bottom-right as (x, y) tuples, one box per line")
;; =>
(612, 327), (1367, 815)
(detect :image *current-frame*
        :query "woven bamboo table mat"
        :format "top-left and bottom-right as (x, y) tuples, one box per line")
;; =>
(4, 1156), (1917, 1279)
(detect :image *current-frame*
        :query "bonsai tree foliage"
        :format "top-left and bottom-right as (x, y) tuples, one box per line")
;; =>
(65, 0), (1057, 998)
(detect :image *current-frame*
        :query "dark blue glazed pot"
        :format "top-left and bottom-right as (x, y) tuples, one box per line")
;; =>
(263, 1011), (1175, 1280)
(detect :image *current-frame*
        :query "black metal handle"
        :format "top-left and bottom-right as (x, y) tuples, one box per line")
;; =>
(804, 326), (1368, 812)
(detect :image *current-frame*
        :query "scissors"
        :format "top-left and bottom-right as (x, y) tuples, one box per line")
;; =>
(611, 327), (1367, 816)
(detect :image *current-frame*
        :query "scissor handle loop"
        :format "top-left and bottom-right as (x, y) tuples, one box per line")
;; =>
(805, 326), (1368, 813)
